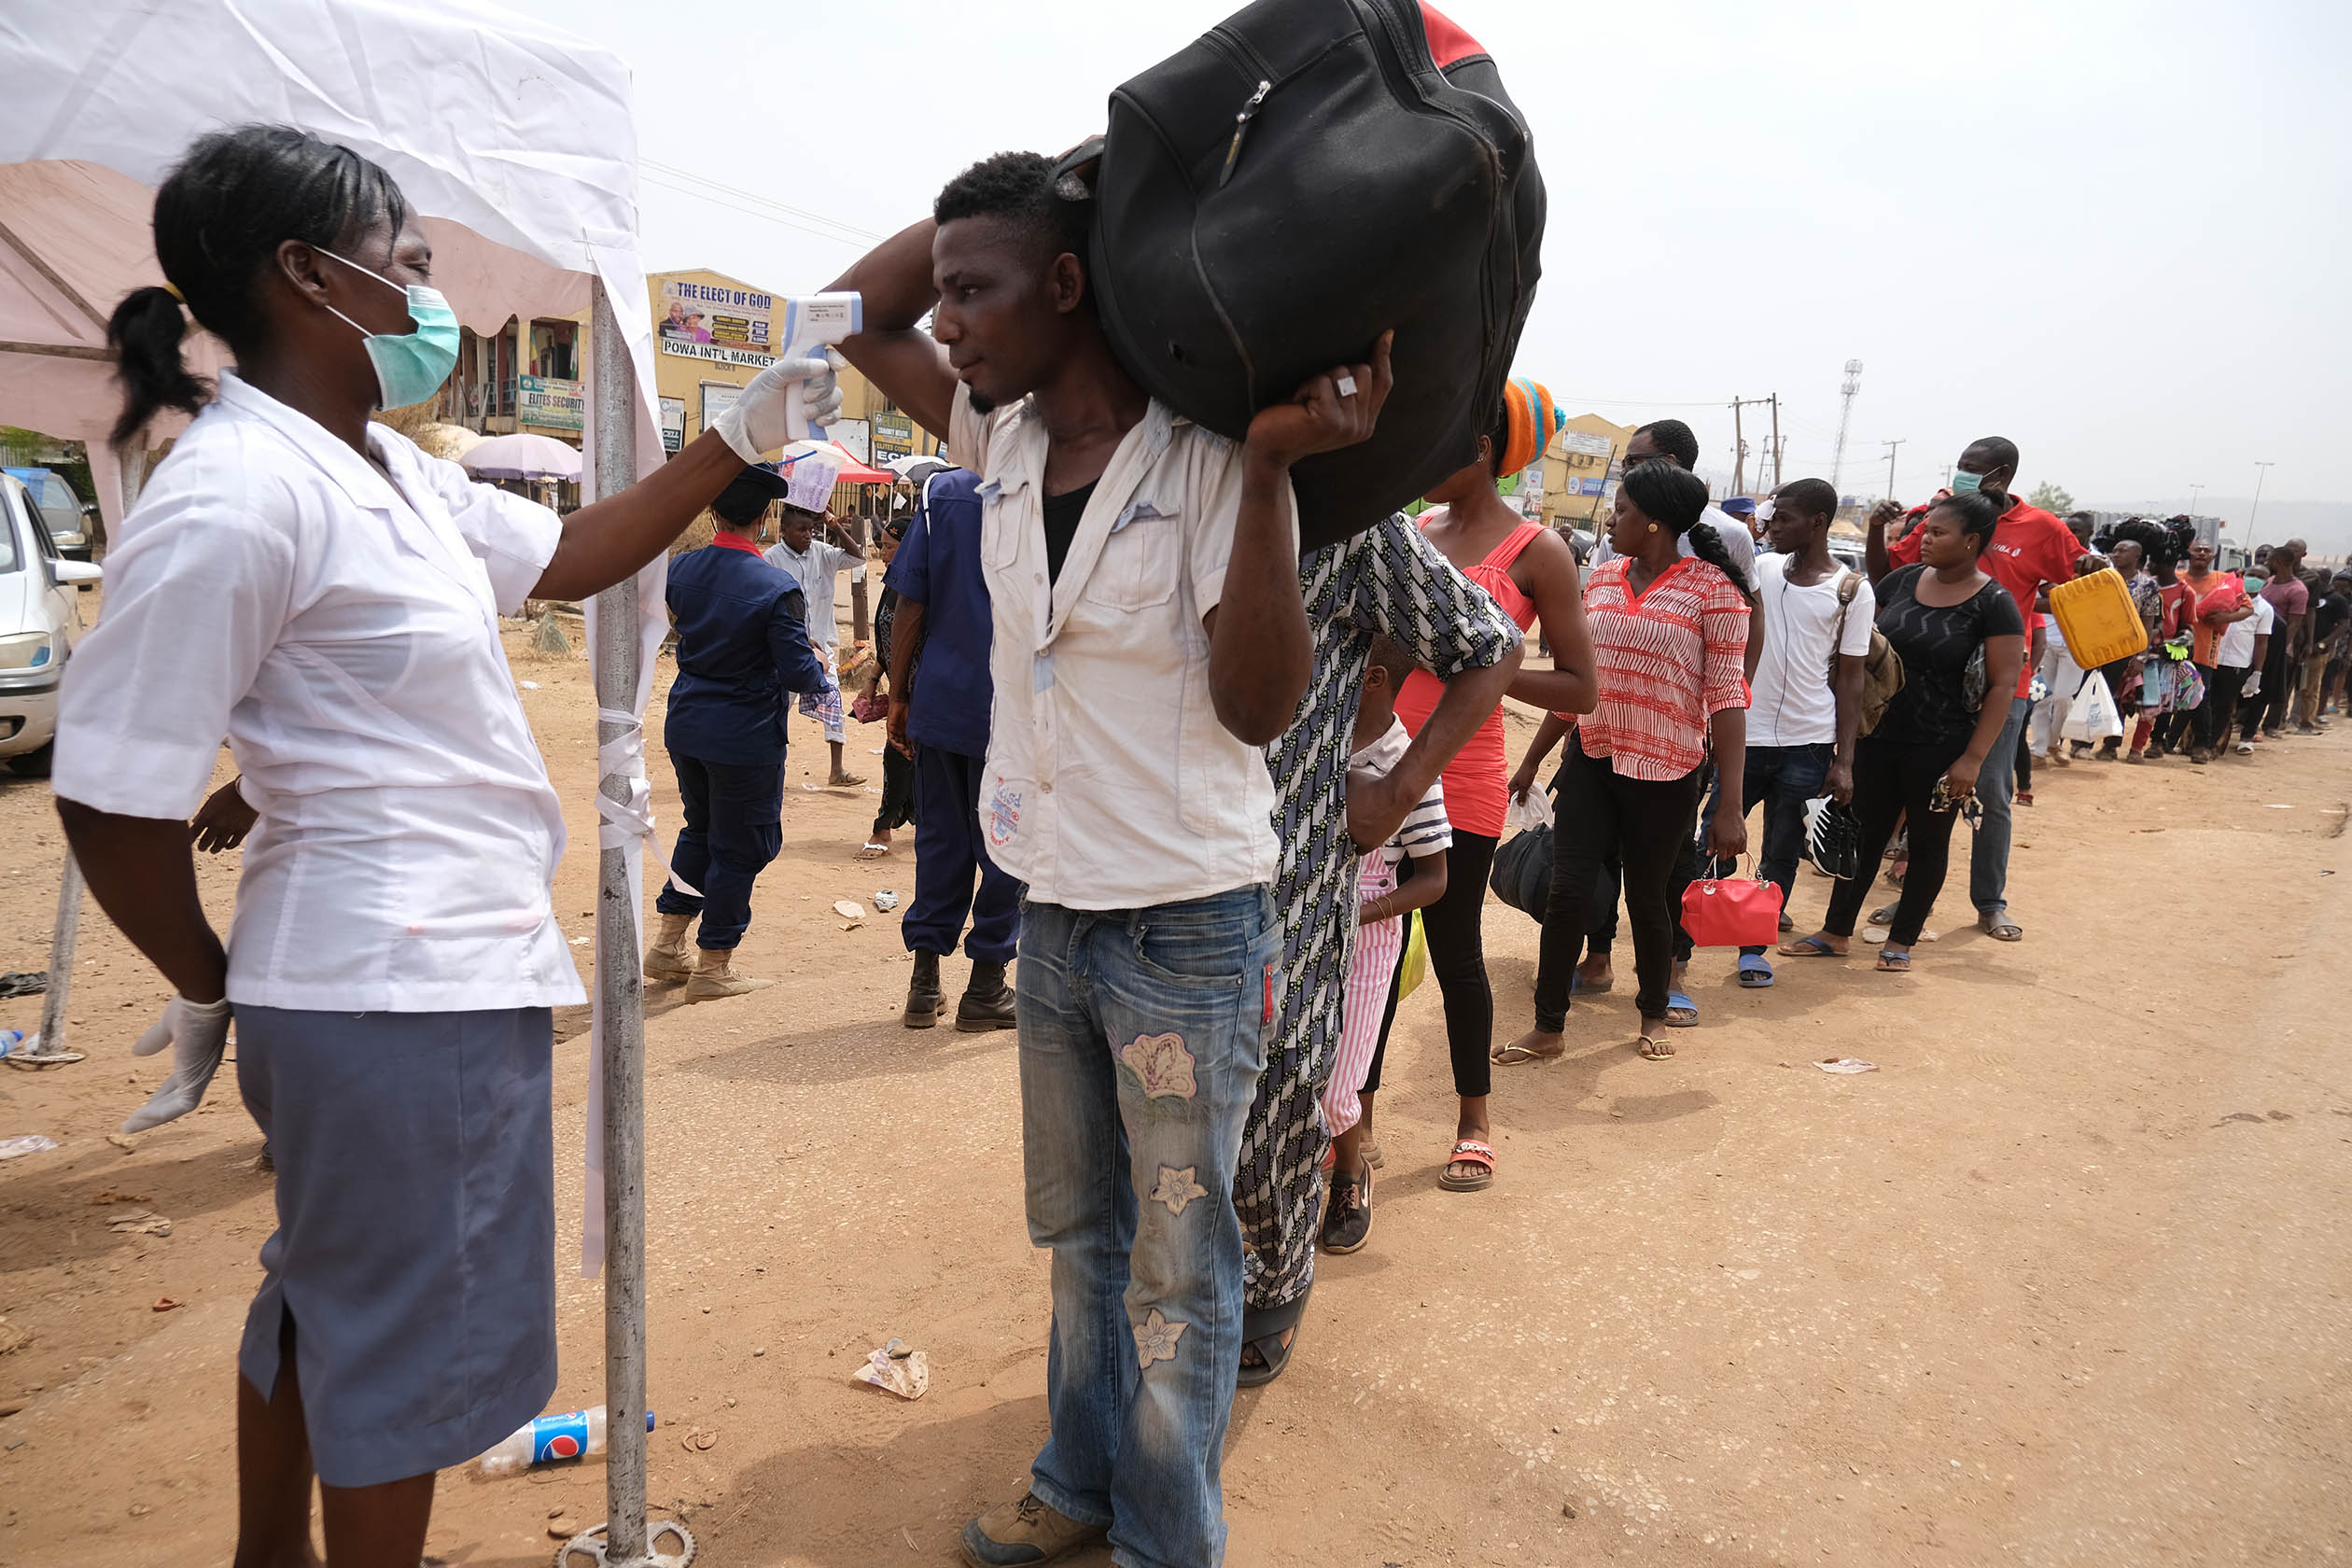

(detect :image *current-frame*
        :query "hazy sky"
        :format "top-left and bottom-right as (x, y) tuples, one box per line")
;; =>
(502, 0), (2349, 541)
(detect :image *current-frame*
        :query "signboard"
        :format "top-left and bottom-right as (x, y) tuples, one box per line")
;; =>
(1575, 477), (1608, 497)
(699, 382), (741, 439)
(1561, 431), (1614, 459)
(830, 417), (872, 464)
(658, 279), (775, 368)
(659, 397), (686, 454)
(870, 410), (915, 458)
(516, 374), (583, 432)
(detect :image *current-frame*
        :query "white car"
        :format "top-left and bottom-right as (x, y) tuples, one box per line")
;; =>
(0, 470), (101, 777)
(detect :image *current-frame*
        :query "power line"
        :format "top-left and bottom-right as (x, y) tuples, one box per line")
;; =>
(639, 161), (886, 249)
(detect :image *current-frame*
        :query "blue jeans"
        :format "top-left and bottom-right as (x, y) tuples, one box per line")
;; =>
(1017, 887), (1280, 1568)
(1968, 695), (2033, 917)
(653, 752), (782, 949)
(903, 746), (1021, 962)
(1735, 742), (1835, 956)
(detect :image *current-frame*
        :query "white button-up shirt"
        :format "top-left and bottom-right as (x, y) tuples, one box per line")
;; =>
(52, 373), (583, 1013)
(761, 537), (864, 651)
(951, 385), (1294, 911)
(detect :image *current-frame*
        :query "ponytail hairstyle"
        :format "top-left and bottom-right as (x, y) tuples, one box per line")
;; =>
(107, 124), (411, 449)
(1620, 457), (1755, 604)
(1929, 489), (2005, 558)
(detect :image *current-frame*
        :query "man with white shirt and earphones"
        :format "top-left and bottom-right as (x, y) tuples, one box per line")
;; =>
(1725, 478), (1871, 988)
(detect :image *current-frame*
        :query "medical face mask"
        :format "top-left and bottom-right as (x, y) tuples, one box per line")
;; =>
(1950, 469), (1985, 493)
(318, 249), (460, 409)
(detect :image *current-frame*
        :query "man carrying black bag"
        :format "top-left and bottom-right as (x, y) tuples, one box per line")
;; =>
(829, 149), (1394, 1568)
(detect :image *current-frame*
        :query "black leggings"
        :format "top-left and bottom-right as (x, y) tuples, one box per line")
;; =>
(1534, 735), (1703, 1029)
(1824, 733), (1970, 946)
(1412, 830), (1500, 1100)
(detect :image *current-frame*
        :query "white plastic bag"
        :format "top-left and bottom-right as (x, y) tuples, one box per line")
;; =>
(1505, 786), (1553, 835)
(2061, 671), (2124, 742)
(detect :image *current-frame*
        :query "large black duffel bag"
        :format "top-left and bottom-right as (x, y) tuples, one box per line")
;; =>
(1075, 0), (1546, 551)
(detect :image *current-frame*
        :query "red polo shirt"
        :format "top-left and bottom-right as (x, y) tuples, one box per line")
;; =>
(1887, 497), (2080, 698)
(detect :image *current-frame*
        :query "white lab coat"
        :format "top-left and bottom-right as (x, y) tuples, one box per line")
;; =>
(52, 373), (584, 1013)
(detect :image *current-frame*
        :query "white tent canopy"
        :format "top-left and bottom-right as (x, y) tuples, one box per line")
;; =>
(0, 0), (665, 514)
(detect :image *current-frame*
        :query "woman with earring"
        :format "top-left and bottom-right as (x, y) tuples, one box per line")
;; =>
(1496, 459), (1753, 1066)
(51, 124), (840, 1564)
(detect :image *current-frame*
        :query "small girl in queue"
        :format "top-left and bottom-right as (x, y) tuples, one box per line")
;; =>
(1321, 637), (1451, 1255)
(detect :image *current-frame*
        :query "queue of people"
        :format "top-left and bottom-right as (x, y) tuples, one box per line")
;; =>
(50, 123), (2347, 1568)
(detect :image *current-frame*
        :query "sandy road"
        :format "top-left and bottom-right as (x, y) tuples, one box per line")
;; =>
(2, 626), (2346, 1566)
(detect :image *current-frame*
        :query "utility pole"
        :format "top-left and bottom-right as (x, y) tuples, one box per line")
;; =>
(1729, 394), (1777, 496)
(2249, 461), (2275, 534)
(1770, 394), (1783, 492)
(1882, 438), (1906, 500)
(1830, 359), (1863, 491)
(2187, 483), (2205, 518)
(1731, 397), (1745, 497)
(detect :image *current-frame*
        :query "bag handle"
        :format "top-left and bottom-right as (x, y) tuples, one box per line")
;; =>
(1696, 853), (1762, 889)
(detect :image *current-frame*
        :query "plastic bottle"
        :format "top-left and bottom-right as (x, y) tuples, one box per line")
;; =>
(476, 1406), (657, 1476)
(0, 1029), (33, 1058)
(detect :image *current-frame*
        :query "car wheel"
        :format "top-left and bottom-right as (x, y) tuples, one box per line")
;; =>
(9, 742), (53, 778)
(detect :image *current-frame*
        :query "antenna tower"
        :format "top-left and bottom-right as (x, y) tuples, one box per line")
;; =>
(1829, 358), (1863, 490)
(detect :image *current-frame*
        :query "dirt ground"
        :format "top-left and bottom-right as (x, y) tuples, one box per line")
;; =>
(3, 620), (2349, 1568)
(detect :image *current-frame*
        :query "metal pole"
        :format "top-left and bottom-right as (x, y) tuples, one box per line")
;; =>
(1883, 439), (1906, 498)
(1730, 397), (1745, 497)
(35, 851), (82, 1054)
(2249, 462), (2274, 535)
(580, 279), (689, 1568)
(39, 447), (145, 1061)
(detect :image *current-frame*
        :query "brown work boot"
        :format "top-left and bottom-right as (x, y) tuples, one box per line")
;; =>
(685, 947), (773, 1001)
(643, 912), (694, 983)
(903, 951), (946, 1029)
(956, 959), (1017, 1032)
(959, 1491), (1103, 1567)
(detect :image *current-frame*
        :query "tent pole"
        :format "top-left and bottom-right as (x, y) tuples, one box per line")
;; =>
(39, 447), (144, 1061)
(586, 279), (679, 1568)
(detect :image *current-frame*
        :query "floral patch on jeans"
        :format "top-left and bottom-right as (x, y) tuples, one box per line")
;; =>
(1134, 1309), (1187, 1369)
(1120, 1032), (1198, 1101)
(1150, 1166), (1210, 1216)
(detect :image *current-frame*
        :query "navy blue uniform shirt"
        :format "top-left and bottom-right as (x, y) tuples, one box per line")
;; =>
(665, 533), (831, 766)
(885, 469), (994, 758)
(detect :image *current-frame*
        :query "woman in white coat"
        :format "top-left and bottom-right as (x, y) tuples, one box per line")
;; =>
(52, 124), (838, 1566)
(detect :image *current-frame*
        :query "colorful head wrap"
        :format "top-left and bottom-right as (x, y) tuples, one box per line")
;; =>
(1497, 376), (1564, 476)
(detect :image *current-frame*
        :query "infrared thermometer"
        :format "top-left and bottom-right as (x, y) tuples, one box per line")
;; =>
(777, 292), (863, 441)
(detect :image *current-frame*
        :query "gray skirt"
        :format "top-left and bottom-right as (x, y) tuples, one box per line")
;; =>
(234, 1004), (557, 1488)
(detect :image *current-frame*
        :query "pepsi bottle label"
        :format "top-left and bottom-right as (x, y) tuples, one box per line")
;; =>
(530, 1411), (591, 1463)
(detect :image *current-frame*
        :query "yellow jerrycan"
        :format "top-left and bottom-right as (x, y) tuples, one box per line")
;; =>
(2049, 567), (2147, 669)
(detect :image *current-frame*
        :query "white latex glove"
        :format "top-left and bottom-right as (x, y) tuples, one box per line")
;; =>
(121, 995), (232, 1134)
(711, 348), (847, 460)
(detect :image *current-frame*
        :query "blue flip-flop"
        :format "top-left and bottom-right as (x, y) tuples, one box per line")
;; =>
(1665, 988), (1699, 1028)
(1737, 954), (1774, 987)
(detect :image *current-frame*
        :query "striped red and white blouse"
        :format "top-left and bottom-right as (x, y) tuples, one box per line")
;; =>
(1567, 556), (1750, 781)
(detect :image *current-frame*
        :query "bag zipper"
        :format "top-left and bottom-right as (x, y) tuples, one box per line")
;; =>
(1219, 77), (1274, 188)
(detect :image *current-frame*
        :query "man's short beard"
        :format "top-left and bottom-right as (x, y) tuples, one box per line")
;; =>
(966, 388), (997, 415)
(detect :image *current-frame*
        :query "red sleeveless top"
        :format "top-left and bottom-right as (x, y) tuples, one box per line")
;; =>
(1393, 517), (1545, 838)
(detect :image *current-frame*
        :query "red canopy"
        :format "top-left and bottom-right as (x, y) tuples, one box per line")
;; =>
(819, 441), (892, 483)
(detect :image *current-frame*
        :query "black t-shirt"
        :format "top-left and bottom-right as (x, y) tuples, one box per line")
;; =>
(1042, 481), (1099, 585)
(2312, 589), (2350, 645)
(1870, 564), (2026, 746)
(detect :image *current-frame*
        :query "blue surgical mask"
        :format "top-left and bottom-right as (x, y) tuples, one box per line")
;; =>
(1950, 469), (1985, 493)
(319, 249), (460, 409)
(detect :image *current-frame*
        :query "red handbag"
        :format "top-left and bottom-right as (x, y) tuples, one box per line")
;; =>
(1679, 859), (1784, 949)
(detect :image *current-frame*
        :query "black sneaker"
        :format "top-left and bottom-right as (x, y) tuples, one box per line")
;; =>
(1321, 1161), (1374, 1254)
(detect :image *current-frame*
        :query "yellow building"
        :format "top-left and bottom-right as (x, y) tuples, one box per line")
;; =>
(1541, 413), (1634, 530)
